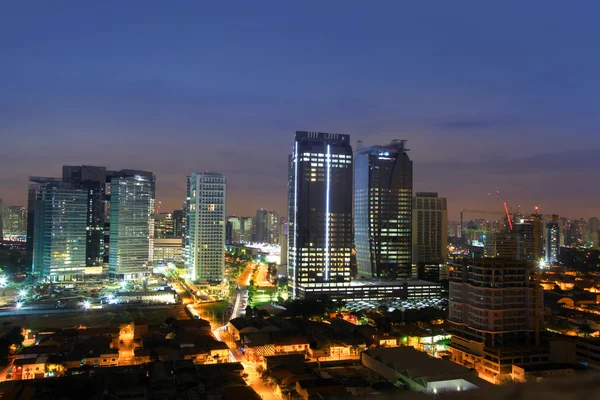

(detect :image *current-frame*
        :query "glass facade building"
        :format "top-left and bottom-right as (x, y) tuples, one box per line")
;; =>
(185, 172), (226, 284)
(108, 174), (155, 279)
(287, 131), (353, 298)
(30, 179), (88, 280)
(354, 140), (413, 280)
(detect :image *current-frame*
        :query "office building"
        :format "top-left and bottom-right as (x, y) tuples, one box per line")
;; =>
(448, 258), (545, 383)
(241, 217), (253, 243)
(2, 205), (27, 240)
(412, 192), (448, 281)
(29, 178), (88, 280)
(155, 212), (174, 238)
(172, 209), (184, 238)
(185, 172), (226, 284)
(354, 140), (413, 280)
(546, 220), (560, 263)
(253, 209), (268, 243)
(108, 172), (155, 280)
(266, 211), (280, 245)
(588, 217), (599, 247)
(279, 219), (288, 276)
(62, 166), (109, 267)
(287, 131), (353, 298)
(0, 199), (3, 240)
(153, 238), (184, 265)
(226, 216), (241, 243)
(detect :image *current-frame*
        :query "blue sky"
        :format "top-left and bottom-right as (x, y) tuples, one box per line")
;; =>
(1, 1), (599, 218)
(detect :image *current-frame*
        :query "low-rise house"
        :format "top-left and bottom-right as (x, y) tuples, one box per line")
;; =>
(511, 363), (585, 383)
(362, 347), (490, 394)
(82, 348), (119, 368)
(12, 357), (47, 380)
(295, 378), (348, 400)
(243, 334), (309, 361)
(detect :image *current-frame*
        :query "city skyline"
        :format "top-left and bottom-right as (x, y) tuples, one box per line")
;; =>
(2, 2), (600, 220)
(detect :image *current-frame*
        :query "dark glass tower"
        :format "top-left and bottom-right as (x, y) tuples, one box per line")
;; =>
(354, 140), (413, 280)
(62, 166), (108, 267)
(287, 131), (353, 298)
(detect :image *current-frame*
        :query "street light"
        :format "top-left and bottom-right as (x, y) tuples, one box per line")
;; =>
(15, 302), (22, 309)
(18, 289), (27, 298)
(83, 300), (91, 310)
(0, 276), (8, 288)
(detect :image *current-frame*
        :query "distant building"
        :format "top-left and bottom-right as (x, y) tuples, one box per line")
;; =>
(154, 212), (174, 239)
(108, 172), (155, 280)
(62, 165), (109, 267)
(253, 209), (268, 243)
(448, 258), (545, 383)
(227, 216), (242, 243)
(185, 172), (226, 284)
(492, 215), (544, 262)
(29, 178), (88, 280)
(153, 238), (183, 264)
(287, 131), (353, 298)
(412, 192), (448, 281)
(354, 140), (413, 280)
(546, 220), (560, 263)
(172, 209), (184, 238)
(588, 217), (599, 247)
(2, 205), (27, 239)
(266, 211), (280, 245)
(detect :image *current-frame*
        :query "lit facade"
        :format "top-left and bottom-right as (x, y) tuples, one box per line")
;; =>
(412, 192), (448, 281)
(154, 212), (174, 238)
(354, 140), (413, 280)
(186, 172), (226, 284)
(448, 258), (545, 382)
(545, 221), (560, 263)
(29, 179), (87, 280)
(2, 205), (27, 239)
(287, 131), (353, 298)
(153, 238), (184, 264)
(253, 209), (268, 243)
(108, 173), (155, 279)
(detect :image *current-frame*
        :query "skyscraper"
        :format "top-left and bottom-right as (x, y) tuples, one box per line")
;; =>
(266, 211), (280, 244)
(62, 166), (108, 267)
(588, 217), (599, 247)
(448, 258), (544, 382)
(154, 212), (174, 238)
(253, 209), (268, 243)
(287, 131), (353, 298)
(412, 192), (448, 281)
(354, 140), (413, 280)
(227, 216), (242, 243)
(185, 172), (226, 284)
(29, 178), (88, 280)
(172, 209), (184, 238)
(545, 220), (560, 263)
(241, 217), (253, 243)
(108, 172), (155, 279)
(2, 205), (27, 239)
(0, 198), (3, 240)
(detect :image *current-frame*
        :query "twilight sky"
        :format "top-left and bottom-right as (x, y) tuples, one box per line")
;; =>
(1, 1), (599, 220)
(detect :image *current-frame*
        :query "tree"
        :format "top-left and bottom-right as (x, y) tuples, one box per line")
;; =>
(579, 323), (595, 337)
(245, 305), (253, 318)
(149, 350), (159, 362)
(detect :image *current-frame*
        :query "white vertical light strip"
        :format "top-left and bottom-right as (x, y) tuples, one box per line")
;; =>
(324, 144), (331, 281)
(293, 141), (298, 298)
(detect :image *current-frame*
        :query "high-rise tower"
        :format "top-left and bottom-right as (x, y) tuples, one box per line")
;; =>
(354, 140), (413, 280)
(108, 172), (155, 279)
(287, 131), (353, 298)
(185, 172), (226, 284)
